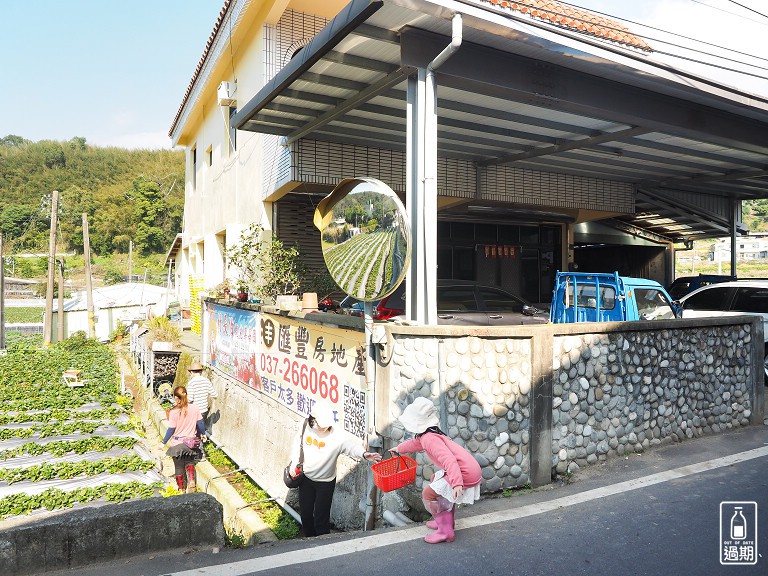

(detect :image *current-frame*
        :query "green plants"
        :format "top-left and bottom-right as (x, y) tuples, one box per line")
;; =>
(111, 320), (129, 342)
(173, 352), (195, 388)
(236, 279), (250, 302)
(143, 316), (181, 348)
(227, 223), (303, 305)
(161, 484), (183, 497)
(4, 307), (44, 324)
(0, 333), (160, 522)
(204, 443), (300, 540)
(209, 278), (232, 299)
(0, 481), (163, 519)
(225, 531), (248, 549)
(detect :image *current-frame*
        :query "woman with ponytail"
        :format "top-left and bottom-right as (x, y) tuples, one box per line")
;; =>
(163, 386), (205, 492)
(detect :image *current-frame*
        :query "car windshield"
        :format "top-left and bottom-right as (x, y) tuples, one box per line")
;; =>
(565, 284), (616, 310)
(478, 286), (525, 312)
(682, 286), (730, 310)
(635, 288), (676, 320)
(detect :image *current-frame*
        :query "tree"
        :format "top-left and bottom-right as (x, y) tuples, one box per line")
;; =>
(0, 135), (30, 148)
(126, 176), (167, 254)
(227, 224), (304, 303)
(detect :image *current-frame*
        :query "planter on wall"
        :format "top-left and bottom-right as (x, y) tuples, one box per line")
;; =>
(276, 295), (300, 311)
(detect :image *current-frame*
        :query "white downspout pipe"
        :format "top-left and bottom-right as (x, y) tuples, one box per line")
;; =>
(428, 13), (463, 74)
(422, 14), (462, 324)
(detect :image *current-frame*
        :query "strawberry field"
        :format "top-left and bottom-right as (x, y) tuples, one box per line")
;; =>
(0, 333), (163, 521)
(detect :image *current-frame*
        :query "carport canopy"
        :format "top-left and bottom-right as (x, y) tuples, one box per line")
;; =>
(233, 0), (768, 320)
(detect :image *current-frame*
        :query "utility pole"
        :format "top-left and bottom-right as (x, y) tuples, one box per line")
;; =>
(0, 233), (5, 351)
(57, 259), (65, 342)
(128, 240), (133, 283)
(43, 191), (59, 347)
(82, 213), (96, 339)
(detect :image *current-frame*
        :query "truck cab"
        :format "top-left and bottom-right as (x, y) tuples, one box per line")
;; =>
(550, 271), (679, 323)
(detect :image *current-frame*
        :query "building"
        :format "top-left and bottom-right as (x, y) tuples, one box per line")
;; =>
(168, 0), (768, 320)
(710, 235), (768, 262)
(163, 2), (768, 526)
(52, 283), (169, 343)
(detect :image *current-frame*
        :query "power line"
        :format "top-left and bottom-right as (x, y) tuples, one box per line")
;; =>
(692, 0), (768, 24)
(553, 1), (768, 80)
(724, 0), (768, 20)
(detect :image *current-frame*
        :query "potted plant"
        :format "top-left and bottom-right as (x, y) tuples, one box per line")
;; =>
(227, 223), (304, 306)
(236, 280), (249, 302)
(209, 278), (231, 299)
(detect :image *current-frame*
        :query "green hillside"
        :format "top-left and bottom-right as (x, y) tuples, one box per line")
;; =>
(0, 135), (184, 257)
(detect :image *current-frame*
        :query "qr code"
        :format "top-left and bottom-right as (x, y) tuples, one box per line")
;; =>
(344, 384), (366, 439)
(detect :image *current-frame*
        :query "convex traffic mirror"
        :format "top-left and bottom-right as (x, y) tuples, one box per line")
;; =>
(314, 177), (411, 302)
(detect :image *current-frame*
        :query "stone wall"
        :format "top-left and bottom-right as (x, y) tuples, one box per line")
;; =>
(190, 303), (764, 529)
(552, 325), (757, 475)
(377, 316), (764, 500)
(0, 494), (224, 576)
(381, 333), (533, 493)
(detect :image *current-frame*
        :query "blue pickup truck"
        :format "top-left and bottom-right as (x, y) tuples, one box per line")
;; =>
(550, 271), (679, 323)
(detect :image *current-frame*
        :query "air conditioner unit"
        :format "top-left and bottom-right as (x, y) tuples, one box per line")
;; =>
(218, 81), (237, 106)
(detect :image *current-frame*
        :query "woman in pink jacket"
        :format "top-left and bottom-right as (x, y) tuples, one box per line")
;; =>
(392, 397), (481, 544)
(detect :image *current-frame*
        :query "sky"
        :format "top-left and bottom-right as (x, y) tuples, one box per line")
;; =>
(0, 0), (766, 150)
(0, 1), (224, 150)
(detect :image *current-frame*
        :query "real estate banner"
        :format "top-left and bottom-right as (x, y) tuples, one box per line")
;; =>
(204, 302), (260, 388)
(203, 302), (368, 438)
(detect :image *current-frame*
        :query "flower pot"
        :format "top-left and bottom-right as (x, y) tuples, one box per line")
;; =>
(301, 292), (318, 311)
(276, 294), (301, 311)
(237, 292), (248, 302)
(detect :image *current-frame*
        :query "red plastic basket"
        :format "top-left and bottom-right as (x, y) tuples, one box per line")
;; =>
(372, 454), (417, 492)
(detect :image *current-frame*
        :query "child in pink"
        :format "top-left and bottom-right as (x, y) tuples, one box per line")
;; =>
(392, 397), (481, 544)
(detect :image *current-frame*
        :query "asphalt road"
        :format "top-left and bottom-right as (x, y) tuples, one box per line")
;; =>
(42, 423), (768, 576)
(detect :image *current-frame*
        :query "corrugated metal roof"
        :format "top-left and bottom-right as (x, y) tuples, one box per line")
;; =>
(55, 283), (167, 312)
(234, 0), (768, 241)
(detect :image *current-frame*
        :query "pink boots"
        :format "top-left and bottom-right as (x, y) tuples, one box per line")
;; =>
(424, 509), (455, 543)
(426, 505), (456, 530)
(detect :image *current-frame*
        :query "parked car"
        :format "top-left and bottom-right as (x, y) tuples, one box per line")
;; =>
(339, 295), (376, 317)
(667, 274), (734, 300)
(550, 271), (679, 323)
(678, 279), (768, 377)
(374, 280), (548, 326)
(318, 292), (346, 312)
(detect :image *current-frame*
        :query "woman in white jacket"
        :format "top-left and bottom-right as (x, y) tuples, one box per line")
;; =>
(288, 401), (380, 536)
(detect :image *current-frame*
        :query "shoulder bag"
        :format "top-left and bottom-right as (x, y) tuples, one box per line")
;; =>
(283, 418), (308, 488)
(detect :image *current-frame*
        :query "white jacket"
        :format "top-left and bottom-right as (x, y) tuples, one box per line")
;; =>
(289, 421), (365, 482)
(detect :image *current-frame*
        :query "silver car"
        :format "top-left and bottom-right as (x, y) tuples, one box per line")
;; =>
(678, 279), (768, 377)
(375, 279), (548, 326)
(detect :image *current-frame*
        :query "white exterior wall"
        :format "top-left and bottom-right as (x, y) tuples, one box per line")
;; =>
(169, 1), (350, 319)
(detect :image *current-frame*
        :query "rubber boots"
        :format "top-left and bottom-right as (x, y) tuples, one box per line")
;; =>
(424, 509), (455, 544)
(185, 464), (197, 493)
(175, 475), (185, 491)
(426, 505), (456, 530)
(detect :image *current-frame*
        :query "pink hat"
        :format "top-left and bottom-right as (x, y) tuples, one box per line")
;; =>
(399, 397), (439, 433)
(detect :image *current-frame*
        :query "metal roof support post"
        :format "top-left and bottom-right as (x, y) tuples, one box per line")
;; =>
(416, 13), (462, 325)
(730, 198), (738, 276)
(406, 72), (426, 323)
